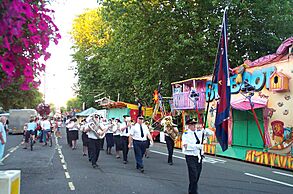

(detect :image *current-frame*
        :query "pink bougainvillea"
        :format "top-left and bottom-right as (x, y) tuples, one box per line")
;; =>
(0, 0), (61, 90)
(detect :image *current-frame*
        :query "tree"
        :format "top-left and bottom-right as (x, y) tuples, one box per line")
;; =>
(0, 81), (43, 111)
(66, 97), (82, 112)
(72, 0), (293, 106)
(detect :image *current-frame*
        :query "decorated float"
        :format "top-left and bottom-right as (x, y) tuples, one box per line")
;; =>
(100, 101), (153, 121)
(171, 38), (293, 170)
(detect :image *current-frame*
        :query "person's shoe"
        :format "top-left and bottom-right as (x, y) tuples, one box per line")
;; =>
(92, 164), (98, 168)
(168, 162), (173, 165)
(83, 153), (87, 156)
(123, 161), (128, 164)
(0, 161), (4, 166)
(23, 147), (27, 149)
(116, 155), (120, 159)
(140, 168), (144, 173)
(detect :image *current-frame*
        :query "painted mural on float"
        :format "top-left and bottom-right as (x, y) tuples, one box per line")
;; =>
(171, 38), (293, 169)
(204, 38), (293, 158)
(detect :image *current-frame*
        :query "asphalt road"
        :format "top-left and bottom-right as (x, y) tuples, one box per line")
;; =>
(1, 128), (292, 194)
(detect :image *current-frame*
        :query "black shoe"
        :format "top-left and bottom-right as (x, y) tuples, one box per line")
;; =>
(83, 153), (87, 156)
(23, 147), (27, 149)
(123, 161), (128, 164)
(92, 164), (98, 168)
(140, 168), (144, 173)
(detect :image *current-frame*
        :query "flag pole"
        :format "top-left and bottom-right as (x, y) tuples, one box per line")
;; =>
(203, 7), (228, 129)
(202, 7), (229, 145)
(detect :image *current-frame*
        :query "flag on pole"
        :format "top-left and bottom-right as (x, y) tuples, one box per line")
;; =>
(212, 8), (231, 151)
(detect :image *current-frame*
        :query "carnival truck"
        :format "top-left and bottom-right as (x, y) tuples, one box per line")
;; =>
(8, 109), (37, 134)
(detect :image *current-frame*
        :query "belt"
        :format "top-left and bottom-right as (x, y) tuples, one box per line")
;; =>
(133, 139), (147, 142)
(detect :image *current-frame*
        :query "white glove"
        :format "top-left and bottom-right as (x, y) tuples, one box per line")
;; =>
(149, 141), (154, 147)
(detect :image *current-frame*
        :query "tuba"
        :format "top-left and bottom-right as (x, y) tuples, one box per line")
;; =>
(161, 116), (178, 141)
(88, 117), (106, 139)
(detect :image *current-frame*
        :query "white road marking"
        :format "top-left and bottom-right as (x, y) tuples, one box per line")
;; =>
(173, 149), (226, 163)
(272, 171), (293, 178)
(150, 150), (185, 159)
(65, 172), (71, 179)
(6, 144), (20, 154)
(62, 164), (67, 170)
(150, 150), (226, 164)
(68, 182), (75, 190)
(1, 144), (21, 161)
(245, 173), (293, 188)
(0, 153), (10, 162)
(61, 159), (65, 164)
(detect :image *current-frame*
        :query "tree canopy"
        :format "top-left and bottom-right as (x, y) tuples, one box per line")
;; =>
(71, 0), (292, 107)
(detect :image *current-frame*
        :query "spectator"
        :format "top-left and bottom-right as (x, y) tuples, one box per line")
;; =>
(0, 116), (8, 165)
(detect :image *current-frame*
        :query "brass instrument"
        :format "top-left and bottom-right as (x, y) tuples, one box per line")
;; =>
(88, 118), (106, 139)
(161, 116), (178, 141)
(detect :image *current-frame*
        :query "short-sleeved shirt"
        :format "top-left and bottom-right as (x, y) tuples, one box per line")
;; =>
(113, 123), (121, 136)
(87, 122), (106, 140)
(129, 123), (150, 141)
(27, 122), (37, 131)
(41, 120), (51, 130)
(120, 122), (130, 137)
(0, 122), (7, 142)
(182, 128), (214, 156)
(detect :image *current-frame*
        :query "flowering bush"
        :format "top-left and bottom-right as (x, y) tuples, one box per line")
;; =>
(36, 102), (50, 117)
(0, 0), (61, 90)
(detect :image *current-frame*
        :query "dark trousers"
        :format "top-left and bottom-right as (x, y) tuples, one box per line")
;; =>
(121, 136), (129, 162)
(133, 140), (147, 169)
(66, 128), (72, 147)
(100, 137), (105, 149)
(88, 138), (101, 165)
(185, 155), (202, 194)
(165, 135), (174, 163)
(39, 130), (43, 143)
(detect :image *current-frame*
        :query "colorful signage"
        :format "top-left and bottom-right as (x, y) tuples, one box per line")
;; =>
(206, 66), (276, 101)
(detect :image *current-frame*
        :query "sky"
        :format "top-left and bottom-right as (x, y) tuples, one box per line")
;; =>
(40, 0), (99, 108)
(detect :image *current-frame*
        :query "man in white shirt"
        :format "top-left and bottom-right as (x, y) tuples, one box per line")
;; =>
(120, 115), (131, 164)
(128, 116), (153, 173)
(86, 114), (107, 168)
(182, 118), (214, 194)
(0, 116), (8, 165)
(41, 117), (51, 146)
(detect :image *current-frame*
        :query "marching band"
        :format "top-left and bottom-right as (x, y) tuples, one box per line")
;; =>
(62, 114), (213, 193)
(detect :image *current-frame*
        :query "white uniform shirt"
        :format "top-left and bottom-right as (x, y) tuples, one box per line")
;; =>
(120, 122), (130, 137)
(129, 123), (150, 141)
(106, 123), (113, 134)
(182, 128), (214, 156)
(67, 121), (78, 131)
(113, 123), (121, 136)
